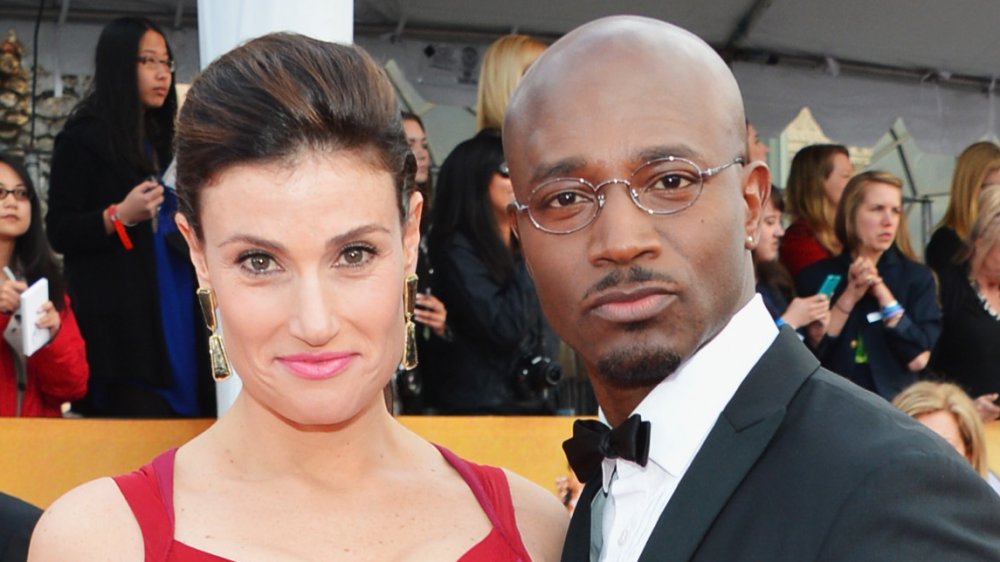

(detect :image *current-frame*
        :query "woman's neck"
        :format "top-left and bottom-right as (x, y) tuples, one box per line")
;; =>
(856, 246), (884, 264)
(0, 239), (15, 271)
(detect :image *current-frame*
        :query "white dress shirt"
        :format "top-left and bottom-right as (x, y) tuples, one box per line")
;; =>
(597, 295), (778, 562)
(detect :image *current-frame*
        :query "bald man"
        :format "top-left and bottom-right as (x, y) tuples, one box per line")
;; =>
(503, 16), (1000, 562)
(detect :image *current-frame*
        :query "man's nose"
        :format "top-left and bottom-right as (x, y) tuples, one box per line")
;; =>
(586, 183), (662, 266)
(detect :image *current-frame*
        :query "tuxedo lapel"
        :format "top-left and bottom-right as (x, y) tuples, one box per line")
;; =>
(637, 329), (820, 562)
(561, 477), (602, 562)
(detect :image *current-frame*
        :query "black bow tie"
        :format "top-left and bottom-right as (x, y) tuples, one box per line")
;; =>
(562, 414), (651, 482)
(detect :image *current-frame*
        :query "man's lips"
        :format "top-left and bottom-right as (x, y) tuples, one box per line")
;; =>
(587, 286), (674, 324)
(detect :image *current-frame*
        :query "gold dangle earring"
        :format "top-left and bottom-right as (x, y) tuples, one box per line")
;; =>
(196, 287), (232, 382)
(401, 274), (419, 370)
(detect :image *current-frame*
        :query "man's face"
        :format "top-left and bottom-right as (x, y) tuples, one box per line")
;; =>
(506, 36), (765, 390)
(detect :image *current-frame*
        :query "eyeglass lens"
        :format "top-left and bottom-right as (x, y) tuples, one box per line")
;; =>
(0, 188), (29, 201)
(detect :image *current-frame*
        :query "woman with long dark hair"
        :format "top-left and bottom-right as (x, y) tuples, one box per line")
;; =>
(425, 131), (557, 413)
(0, 154), (87, 417)
(45, 17), (209, 417)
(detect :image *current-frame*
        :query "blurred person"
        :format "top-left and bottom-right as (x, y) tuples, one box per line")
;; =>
(781, 144), (852, 277)
(746, 121), (769, 164)
(29, 33), (566, 561)
(893, 381), (1000, 493)
(45, 17), (210, 417)
(753, 187), (830, 330)
(476, 34), (546, 133)
(926, 141), (1000, 273)
(932, 184), (1000, 421)
(0, 155), (87, 417)
(425, 131), (558, 414)
(797, 171), (940, 400)
(504, 15), (1000, 561)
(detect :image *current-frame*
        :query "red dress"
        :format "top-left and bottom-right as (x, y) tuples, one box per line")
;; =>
(780, 218), (834, 279)
(113, 446), (532, 561)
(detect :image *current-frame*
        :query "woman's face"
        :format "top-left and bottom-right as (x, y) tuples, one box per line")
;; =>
(136, 30), (172, 110)
(180, 151), (421, 426)
(915, 410), (969, 462)
(488, 169), (514, 223)
(755, 197), (784, 262)
(976, 236), (1000, 283)
(403, 118), (430, 185)
(854, 182), (901, 255)
(823, 152), (854, 206)
(0, 162), (31, 242)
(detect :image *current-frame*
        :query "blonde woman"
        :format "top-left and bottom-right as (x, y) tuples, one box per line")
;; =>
(926, 141), (1000, 273)
(475, 34), (546, 132)
(932, 184), (1000, 420)
(893, 381), (1000, 493)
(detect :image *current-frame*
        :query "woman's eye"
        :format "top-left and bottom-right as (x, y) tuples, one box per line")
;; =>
(337, 245), (376, 267)
(239, 252), (278, 275)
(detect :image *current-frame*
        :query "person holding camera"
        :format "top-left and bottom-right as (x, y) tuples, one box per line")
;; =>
(424, 130), (559, 414)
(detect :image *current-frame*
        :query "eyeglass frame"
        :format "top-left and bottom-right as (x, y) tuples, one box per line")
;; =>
(510, 155), (745, 234)
(137, 55), (176, 73)
(0, 187), (31, 202)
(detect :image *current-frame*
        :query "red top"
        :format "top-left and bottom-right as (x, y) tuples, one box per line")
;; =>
(0, 294), (88, 417)
(780, 218), (834, 279)
(113, 446), (532, 562)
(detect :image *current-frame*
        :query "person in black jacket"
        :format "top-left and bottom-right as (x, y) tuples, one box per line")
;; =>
(45, 17), (211, 417)
(797, 170), (941, 400)
(424, 130), (556, 413)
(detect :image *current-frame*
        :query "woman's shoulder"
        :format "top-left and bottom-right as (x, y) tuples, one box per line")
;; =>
(503, 469), (569, 562)
(28, 477), (143, 561)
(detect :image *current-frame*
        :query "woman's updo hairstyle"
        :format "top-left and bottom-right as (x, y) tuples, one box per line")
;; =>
(175, 33), (414, 238)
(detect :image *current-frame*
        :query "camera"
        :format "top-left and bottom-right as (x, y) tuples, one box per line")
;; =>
(514, 354), (563, 396)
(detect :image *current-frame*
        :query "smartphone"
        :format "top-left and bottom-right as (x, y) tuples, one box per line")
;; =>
(817, 274), (842, 298)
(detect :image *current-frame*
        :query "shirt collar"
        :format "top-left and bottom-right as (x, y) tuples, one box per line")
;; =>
(600, 295), (778, 491)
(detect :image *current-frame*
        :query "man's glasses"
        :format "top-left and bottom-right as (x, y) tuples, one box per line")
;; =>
(0, 187), (30, 202)
(137, 56), (176, 73)
(511, 155), (744, 234)
(498, 162), (510, 178)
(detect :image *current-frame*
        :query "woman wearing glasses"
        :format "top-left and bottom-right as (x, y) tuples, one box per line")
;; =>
(424, 131), (559, 414)
(0, 154), (87, 417)
(46, 17), (209, 417)
(30, 33), (566, 561)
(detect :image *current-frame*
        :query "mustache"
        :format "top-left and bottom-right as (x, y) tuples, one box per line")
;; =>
(583, 266), (675, 300)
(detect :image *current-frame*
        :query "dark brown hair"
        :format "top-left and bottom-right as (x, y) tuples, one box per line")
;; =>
(175, 33), (414, 238)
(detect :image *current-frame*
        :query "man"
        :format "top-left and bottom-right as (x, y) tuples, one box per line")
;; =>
(503, 15), (1000, 562)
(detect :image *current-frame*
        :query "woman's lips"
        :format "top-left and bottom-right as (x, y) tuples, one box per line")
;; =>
(589, 288), (673, 324)
(277, 352), (357, 380)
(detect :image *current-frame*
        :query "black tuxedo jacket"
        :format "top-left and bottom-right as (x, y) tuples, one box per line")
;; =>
(562, 329), (1000, 561)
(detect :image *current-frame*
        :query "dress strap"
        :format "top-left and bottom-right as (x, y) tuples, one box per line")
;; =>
(434, 444), (531, 558)
(112, 448), (179, 562)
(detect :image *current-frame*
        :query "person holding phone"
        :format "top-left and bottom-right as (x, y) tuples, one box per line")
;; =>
(797, 171), (941, 400)
(45, 17), (209, 417)
(752, 187), (830, 332)
(0, 154), (88, 417)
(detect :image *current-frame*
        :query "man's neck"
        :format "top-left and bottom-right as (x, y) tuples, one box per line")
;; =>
(591, 381), (658, 427)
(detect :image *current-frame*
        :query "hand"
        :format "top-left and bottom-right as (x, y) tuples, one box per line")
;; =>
(781, 294), (829, 329)
(117, 179), (164, 225)
(34, 300), (61, 336)
(974, 394), (1000, 422)
(837, 257), (878, 311)
(413, 293), (448, 338)
(0, 279), (27, 314)
(805, 310), (830, 346)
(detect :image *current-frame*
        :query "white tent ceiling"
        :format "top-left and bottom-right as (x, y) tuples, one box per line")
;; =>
(2, 0), (999, 153)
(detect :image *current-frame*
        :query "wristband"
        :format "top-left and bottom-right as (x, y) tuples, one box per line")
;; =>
(107, 204), (134, 250)
(775, 318), (788, 329)
(881, 301), (904, 320)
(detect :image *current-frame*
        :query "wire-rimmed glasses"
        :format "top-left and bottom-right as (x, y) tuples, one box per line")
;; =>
(137, 56), (176, 73)
(511, 155), (744, 234)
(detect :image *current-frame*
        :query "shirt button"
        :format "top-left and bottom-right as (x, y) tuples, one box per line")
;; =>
(618, 528), (629, 545)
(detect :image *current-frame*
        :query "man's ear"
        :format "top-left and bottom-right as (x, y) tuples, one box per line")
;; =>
(175, 212), (210, 287)
(403, 190), (424, 275)
(742, 160), (771, 248)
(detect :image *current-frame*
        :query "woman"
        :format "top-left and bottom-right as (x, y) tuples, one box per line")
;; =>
(753, 187), (830, 330)
(797, 171), (941, 400)
(29, 34), (566, 561)
(475, 34), (546, 133)
(0, 154), (87, 417)
(781, 144), (853, 278)
(425, 131), (558, 414)
(892, 381), (1000, 493)
(932, 184), (1000, 420)
(45, 17), (209, 417)
(926, 141), (1000, 273)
